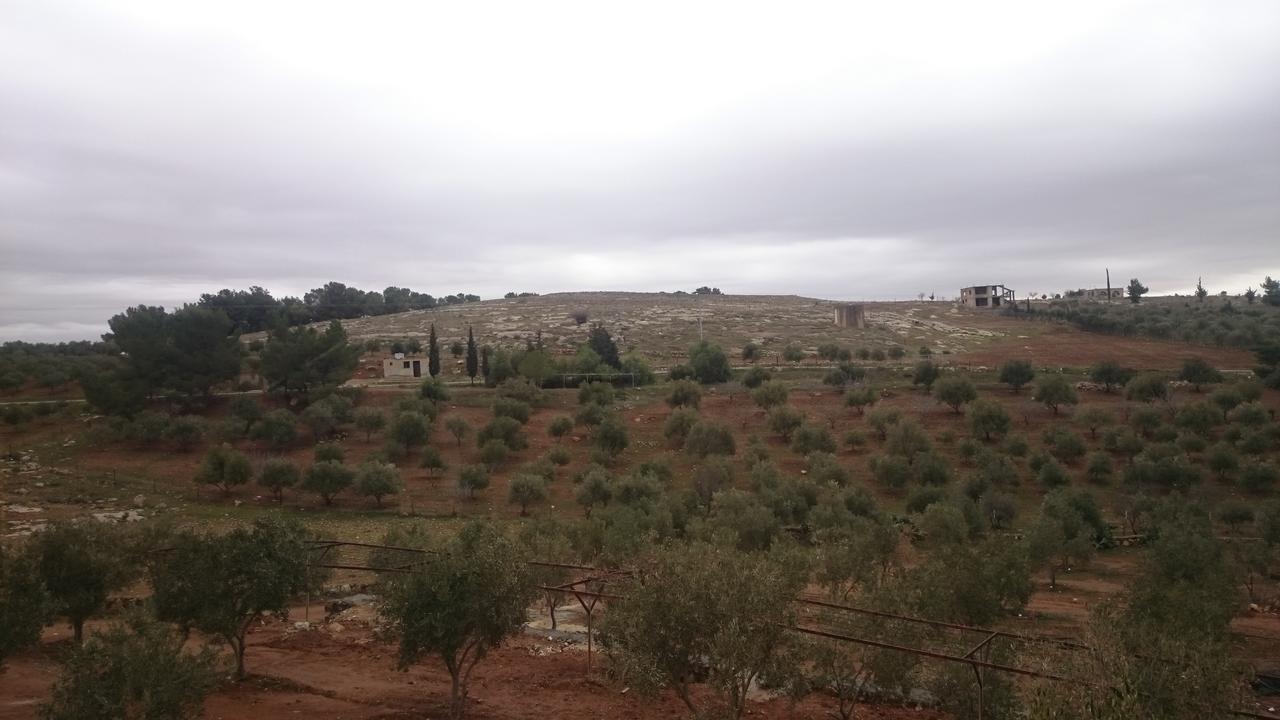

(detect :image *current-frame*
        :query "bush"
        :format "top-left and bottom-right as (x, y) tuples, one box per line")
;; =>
(844, 386), (877, 415)
(40, 614), (217, 720)
(791, 424), (836, 455)
(663, 407), (700, 447)
(508, 475), (548, 516)
(163, 415), (205, 451)
(740, 366), (771, 388)
(258, 458), (300, 501)
(906, 485), (948, 514)
(807, 452), (850, 486)
(782, 344), (805, 362)
(419, 377), (451, 401)
(354, 407), (386, 441)
(479, 439), (511, 469)
(1038, 458), (1069, 487)
(933, 375), (978, 413)
(1240, 462), (1279, 494)
(303, 460), (354, 505)
(767, 406), (805, 442)
(548, 416), (574, 441)
(668, 364), (693, 381)
(1125, 373), (1169, 404)
(685, 421), (737, 457)
(383, 523), (535, 719)
(871, 455), (911, 491)
(420, 446), (448, 476)
(1179, 357), (1223, 391)
(458, 464), (490, 499)
(252, 409), (298, 450)
(967, 399), (1011, 441)
(578, 382), (616, 407)
(593, 414), (630, 459)
(912, 360), (941, 390)
(914, 451), (951, 486)
(1085, 452), (1113, 484)
(356, 461), (402, 507)
(866, 407), (902, 441)
(492, 397), (532, 424)
(314, 442), (345, 464)
(195, 444), (252, 496)
(1090, 361), (1134, 392)
(1045, 428), (1088, 464)
(666, 380), (702, 409)
(390, 412), (430, 448)
(752, 381), (789, 409)
(999, 359), (1035, 393)
(885, 420), (932, 461)
(688, 341), (732, 384)
(1034, 375), (1079, 414)
(478, 416), (527, 450)
(742, 342), (762, 362)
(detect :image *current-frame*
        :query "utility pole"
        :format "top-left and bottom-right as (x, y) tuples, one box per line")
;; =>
(1106, 268), (1111, 302)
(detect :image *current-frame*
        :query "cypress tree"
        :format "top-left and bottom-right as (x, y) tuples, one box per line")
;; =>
(465, 326), (478, 386)
(428, 324), (441, 377)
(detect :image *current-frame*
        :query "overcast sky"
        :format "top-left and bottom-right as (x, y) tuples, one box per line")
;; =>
(2, 0), (1278, 342)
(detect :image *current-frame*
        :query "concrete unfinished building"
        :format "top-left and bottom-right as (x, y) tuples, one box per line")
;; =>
(959, 284), (1015, 309)
(833, 303), (867, 328)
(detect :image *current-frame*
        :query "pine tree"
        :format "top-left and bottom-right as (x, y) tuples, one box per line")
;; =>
(1195, 277), (1207, 302)
(465, 326), (478, 386)
(428, 323), (441, 377)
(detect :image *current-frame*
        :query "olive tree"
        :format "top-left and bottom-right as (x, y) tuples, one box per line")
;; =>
(33, 522), (133, 644)
(0, 543), (49, 668)
(933, 375), (978, 413)
(257, 458), (300, 501)
(1034, 374), (1079, 415)
(604, 541), (808, 720)
(302, 460), (354, 505)
(967, 399), (1012, 441)
(356, 461), (403, 507)
(195, 444), (252, 496)
(380, 522), (534, 719)
(508, 475), (548, 516)
(998, 359), (1035, 393)
(149, 519), (312, 678)
(40, 614), (217, 720)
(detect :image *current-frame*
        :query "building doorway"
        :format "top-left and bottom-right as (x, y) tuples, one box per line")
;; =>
(412, 360), (422, 378)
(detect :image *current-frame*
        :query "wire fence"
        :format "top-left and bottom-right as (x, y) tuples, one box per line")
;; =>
(298, 539), (1279, 720)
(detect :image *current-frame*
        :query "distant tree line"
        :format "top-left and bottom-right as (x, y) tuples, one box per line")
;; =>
(197, 281), (481, 333)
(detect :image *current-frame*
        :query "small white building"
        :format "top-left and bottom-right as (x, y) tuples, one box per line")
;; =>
(383, 353), (426, 379)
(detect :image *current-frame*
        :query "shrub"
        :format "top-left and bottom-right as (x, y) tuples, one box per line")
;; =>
(548, 416), (574, 441)
(163, 415), (205, 451)
(843, 430), (867, 452)
(668, 364), (693, 381)
(663, 407), (701, 447)
(458, 464), (490, 499)
(791, 424), (836, 455)
(1034, 375), (1079, 415)
(693, 457), (736, 508)
(380, 523), (535, 720)
(933, 375), (978, 413)
(302, 460), (354, 505)
(419, 377), (451, 402)
(314, 442), (345, 464)
(391, 412), (430, 448)
(355, 461), (402, 507)
(1176, 401), (1219, 437)
(866, 407), (902, 441)
(1240, 462), (1279, 494)
(782, 344), (805, 362)
(912, 361), (940, 390)
(1090, 361), (1133, 393)
(967, 399), (1011, 441)
(1084, 452), (1113, 484)
(578, 382), (615, 408)
(688, 341), (732, 384)
(479, 439), (511, 469)
(1205, 443), (1239, 480)
(593, 414), (630, 459)
(1045, 428), (1087, 464)
(354, 407), (386, 441)
(1125, 373), (1169, 404)
(844, 386), (877, 415)
(871, 454), (912, 491)
(574, 401), (607, 428)
(740, 366), (771, 388)
(906, 485), (948, 514)
(767, 406), (805, 442)
(478, 416), (527, 450)
(741, 342), (762, 362)
(885, 420), (932, 461)
(999, 360), (1035, 393)
(195, 445), (252, 496)
(0, 543), (48, 668)
(575, 468), (613, 516)
(685, 421), (737, 457)
(914, 451), (951, 486)
(751, 381), (789, 409)
(1178, 357), (1223, 391)
(980, 492), (1018, 529)
(492, 397), (532, 424)
(258, 458), (300, 501)
(508, 475), (548, 516)
(40, 614), (217, 720)
(807, 452), (850, 486)
(666, 380), (702, 409)
(420, 446), (448, 476)
(1038, 458), (1069, 487)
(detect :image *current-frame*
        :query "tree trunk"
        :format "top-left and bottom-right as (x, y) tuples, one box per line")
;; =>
(547, 596), (558, 630)
(449, 670), (465, 719)
(73, 618), (84, 645)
